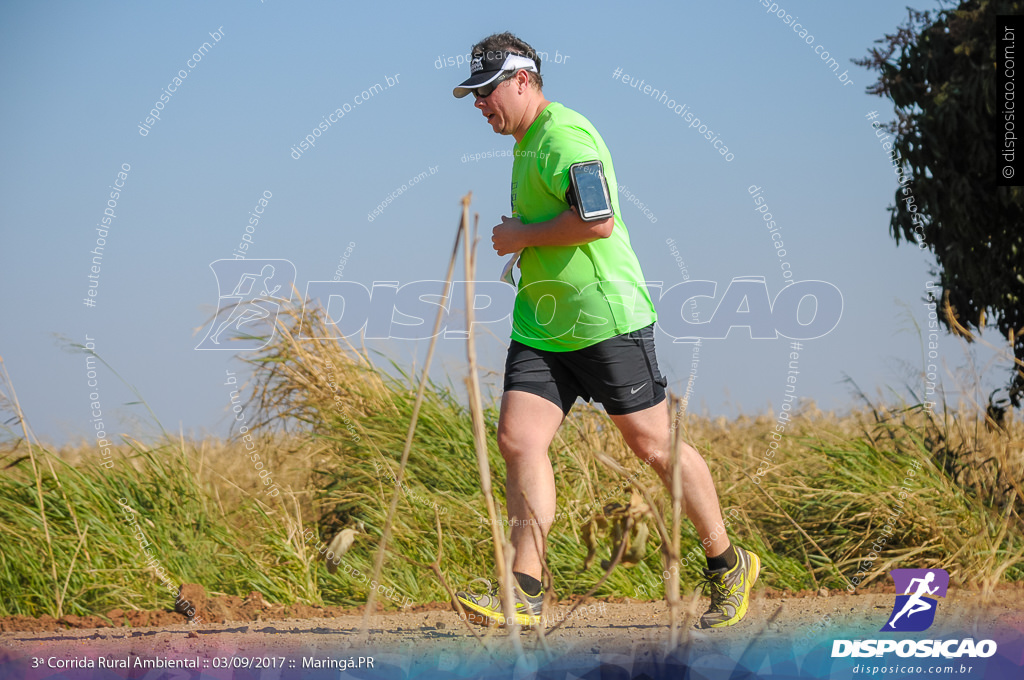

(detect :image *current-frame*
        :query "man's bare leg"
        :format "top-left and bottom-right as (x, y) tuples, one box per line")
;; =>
(610, 399), (760, 628)
(609, 401), (729, 557)
(496, 389), (564, 580)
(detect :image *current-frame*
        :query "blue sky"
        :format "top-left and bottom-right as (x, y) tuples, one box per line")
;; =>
(1, 0), (1002, 446)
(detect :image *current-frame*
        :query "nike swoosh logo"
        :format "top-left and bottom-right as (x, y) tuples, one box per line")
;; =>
(631, 383), (648, 394)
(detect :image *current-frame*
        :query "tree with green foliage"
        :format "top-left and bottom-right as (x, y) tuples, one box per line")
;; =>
(856, 0), (1024, 409)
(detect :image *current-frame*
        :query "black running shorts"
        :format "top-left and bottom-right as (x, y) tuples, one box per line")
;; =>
(503, 323), (668, 416)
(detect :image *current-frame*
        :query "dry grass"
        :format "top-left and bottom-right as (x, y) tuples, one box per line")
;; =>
(1, 302), (1021, 618)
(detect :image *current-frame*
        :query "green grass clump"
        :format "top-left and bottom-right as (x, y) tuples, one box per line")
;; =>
(0, 435), (320, 618)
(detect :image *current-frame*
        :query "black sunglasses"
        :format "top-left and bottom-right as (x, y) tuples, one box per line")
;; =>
(473, 70), (518, 99)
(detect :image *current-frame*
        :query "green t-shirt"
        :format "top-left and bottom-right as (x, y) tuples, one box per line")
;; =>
(510, 102), (658, 352)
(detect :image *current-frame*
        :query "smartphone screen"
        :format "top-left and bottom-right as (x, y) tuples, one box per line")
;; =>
(571, 162), (613, 220)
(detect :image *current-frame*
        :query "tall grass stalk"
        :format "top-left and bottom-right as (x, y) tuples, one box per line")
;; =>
(461, 198), (521, 650)
(359, 201), (465, 635)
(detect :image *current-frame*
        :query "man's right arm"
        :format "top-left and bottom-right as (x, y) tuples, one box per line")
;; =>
(491, 209), (613, 256)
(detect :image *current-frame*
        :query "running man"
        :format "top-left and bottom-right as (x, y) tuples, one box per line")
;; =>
(451, 32), (759, 629)
(210, 264), (283, 345)
(887, 572), (938, 629)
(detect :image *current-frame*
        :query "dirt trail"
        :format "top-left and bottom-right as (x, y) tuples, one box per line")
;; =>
(1, 588), (1022, 678)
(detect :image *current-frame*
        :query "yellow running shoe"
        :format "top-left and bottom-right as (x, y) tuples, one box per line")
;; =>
(454, 578), (543, 627)
(698, 546), (760, 628)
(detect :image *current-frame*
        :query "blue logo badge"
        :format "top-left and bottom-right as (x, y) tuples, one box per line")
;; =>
(882, 568), (949, 632)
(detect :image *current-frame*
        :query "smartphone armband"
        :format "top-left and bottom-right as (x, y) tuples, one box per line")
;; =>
(566, 160), (614, 222)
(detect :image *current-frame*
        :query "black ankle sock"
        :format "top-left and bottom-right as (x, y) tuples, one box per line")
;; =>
(514, 572), (542, 597)
(706, 544), (737, 572)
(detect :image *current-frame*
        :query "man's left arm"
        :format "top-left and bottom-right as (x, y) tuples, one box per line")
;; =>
(491, 209), (613, 256)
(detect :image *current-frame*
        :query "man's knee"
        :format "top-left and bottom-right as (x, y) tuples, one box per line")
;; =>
(497, 426), (534, 463)
(637, 447), (668, 477)
(497, 390), (562, 462)
(498, 419), (561, 465)
(676, 440), (704, 461)
(496, 427), (516, 460)
(621, 429), (668, 467)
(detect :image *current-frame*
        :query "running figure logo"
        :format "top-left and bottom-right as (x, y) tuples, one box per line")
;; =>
(882, 568), (949, 632)
(196, 259), (295, 350)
